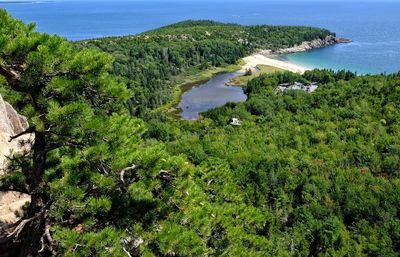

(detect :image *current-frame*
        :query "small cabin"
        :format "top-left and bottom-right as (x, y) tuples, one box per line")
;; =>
(230, 118), (242, 126)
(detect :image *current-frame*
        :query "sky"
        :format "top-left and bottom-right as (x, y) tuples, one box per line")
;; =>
(58, 0), (398, 1)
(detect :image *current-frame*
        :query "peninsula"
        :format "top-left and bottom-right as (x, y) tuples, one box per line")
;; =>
(83, 20), (348, 115)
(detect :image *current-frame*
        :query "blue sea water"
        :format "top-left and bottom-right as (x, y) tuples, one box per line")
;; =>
(1, 0), (400, 74)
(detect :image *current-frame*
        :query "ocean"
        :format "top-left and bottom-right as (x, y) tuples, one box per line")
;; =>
(1, 0), (400, 74)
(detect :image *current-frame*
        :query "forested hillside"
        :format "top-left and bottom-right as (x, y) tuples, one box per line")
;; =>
(147, 70), (400, 256)
(1, 10), (400, 257)
(82, 20), (333, 116)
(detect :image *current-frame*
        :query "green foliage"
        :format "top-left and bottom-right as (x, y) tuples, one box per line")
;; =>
(157, 222), (206, 256)
(2, 10), (400, 257)
(158, 70), (400, 256)
(53, 227), (127, 257)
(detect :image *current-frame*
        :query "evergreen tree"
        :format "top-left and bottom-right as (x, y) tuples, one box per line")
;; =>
(0, 10), (138, 256)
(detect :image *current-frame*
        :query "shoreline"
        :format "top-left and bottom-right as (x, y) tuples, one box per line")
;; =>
(241, 35), (351, 74)
(241, 53), (309, 74)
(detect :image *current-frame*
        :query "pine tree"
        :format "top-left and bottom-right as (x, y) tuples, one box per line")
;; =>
(0, 10), (139, 256)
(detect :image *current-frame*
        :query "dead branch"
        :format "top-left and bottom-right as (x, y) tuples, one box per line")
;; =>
(38, 236), (45, 253)
(122, 246), (132, 257)
(72, 244), (83, 252)
(36, 221), (54, 253)
(120, 165), (137, 185)
(7, 215), (38, 238)
(44, 223), (53, 245)
(7, 206), (47, 239)
(159, 169), (175, 182)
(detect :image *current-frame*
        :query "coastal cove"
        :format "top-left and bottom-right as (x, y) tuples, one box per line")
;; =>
(177, 36), (349, 120)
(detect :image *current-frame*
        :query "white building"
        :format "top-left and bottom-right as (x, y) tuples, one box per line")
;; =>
(230, 118), (242, 126)
(274, 82), (319, 94)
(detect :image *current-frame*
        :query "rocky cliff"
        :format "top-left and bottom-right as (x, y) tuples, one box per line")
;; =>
(261, 35), (351, 55)
(0, 94), (31, 226)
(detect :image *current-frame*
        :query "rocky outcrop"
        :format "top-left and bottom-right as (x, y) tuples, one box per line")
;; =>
(261, 35), (351, 55)
(0, 94), (30, 170)
(0, 94), (31, 227)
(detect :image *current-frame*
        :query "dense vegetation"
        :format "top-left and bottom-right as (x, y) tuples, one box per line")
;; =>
(1, 10), (400, 257)
(147, 70), (400, 256)
(82, 20), (333, 116)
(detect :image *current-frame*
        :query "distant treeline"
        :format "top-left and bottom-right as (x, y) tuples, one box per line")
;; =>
(81, 20), (333, 116)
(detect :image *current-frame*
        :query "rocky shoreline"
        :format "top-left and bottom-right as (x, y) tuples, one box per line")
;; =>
(260, 35), (352, 55)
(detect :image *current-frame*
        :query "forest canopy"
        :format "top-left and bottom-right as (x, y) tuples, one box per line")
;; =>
(157, 70), (400, 256)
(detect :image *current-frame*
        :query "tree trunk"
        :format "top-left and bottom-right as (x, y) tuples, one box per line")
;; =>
(18, 131), (48, 257)
(27, 132), (47, 214)
(18, 216), (46, 257)
(0, 236), (20, 257)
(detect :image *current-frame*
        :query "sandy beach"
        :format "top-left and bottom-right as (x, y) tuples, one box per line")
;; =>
(242, 54), (309, 74)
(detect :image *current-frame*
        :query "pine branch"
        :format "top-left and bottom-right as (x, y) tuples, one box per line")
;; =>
(8, 127), (35, 142)
(0, 185), (30, 195)
(46, 140), (85, 152)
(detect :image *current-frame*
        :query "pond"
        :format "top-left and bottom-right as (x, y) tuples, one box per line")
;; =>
(178, 72), (247, 120)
